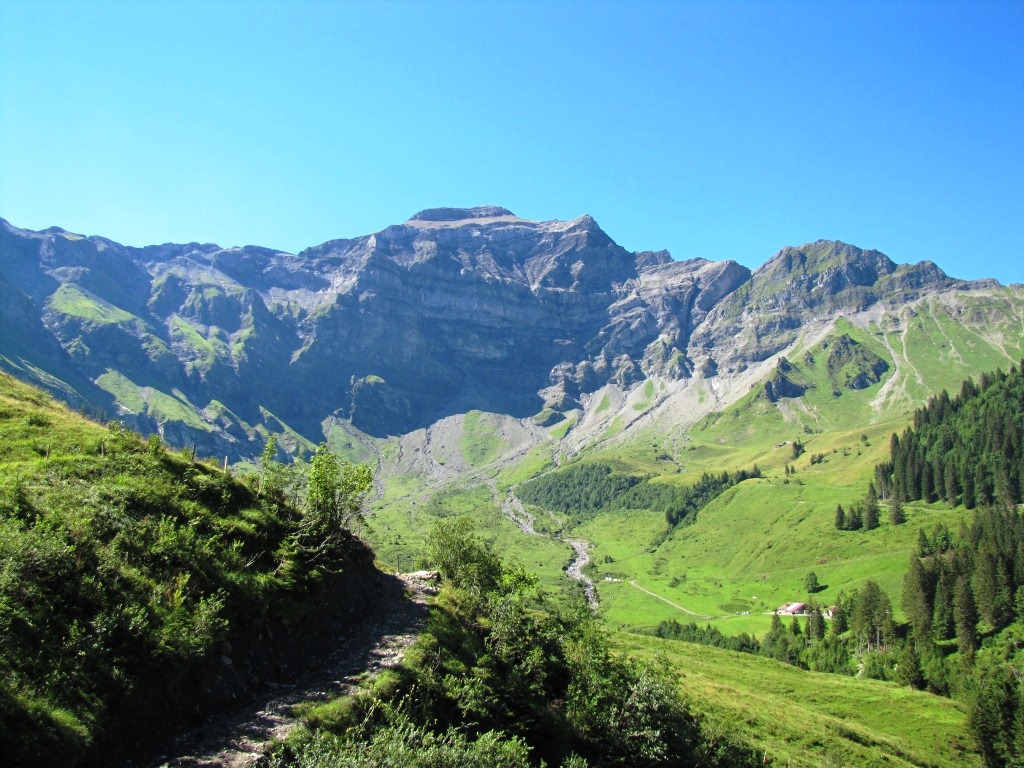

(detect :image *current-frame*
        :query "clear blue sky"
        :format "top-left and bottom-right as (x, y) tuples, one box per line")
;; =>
(1, 1), (1021, 283)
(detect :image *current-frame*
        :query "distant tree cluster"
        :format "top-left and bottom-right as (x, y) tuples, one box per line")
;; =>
(517, 464), (641, 520)
(518, 462), (762, 529)
(833, 482), (882, 531)
(791, 438), (805, 460)
(872, 363), (1024, 507)
(659, 467), (762, 528)
(652, 580), (897, 679)
(898, 509), (1024, 765)
(654, 619), (759, 654)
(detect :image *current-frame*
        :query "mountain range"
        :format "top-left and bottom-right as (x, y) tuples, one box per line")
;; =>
(0, 206), (1013, 459)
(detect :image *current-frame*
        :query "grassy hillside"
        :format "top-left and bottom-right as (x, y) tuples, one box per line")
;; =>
(370, 479), (577, 596)
(0, 372), (361, 767)
(619, 632), (979, 767)
(363, 295), (1024, 635)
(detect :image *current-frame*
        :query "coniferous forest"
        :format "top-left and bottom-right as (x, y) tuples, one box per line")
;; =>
(518, 463), (762, 529)
(873, 363), (1024, 508)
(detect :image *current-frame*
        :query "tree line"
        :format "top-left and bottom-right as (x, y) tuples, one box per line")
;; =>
(518, 462), (761, 529)
(843, 362), (1024, 766)
(652, 578), (901, 680)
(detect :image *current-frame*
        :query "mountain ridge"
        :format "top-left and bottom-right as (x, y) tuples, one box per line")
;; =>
(0, 211), (1012, 458)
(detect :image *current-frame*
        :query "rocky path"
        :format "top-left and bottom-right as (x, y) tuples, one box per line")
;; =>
(142, 571), (436, 768)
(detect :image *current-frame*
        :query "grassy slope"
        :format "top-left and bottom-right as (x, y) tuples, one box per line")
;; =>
(618, 632), (978, 767)
(365, 291), (1024, 631)
(370, 480), (575, 596)
(0, 372), (339, 766)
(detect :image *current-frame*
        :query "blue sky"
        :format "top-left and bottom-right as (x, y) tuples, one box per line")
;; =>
(1, 1), (1021, 283)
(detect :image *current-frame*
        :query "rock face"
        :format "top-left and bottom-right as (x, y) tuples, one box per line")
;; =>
(689, 240), (960, 372)
(0, 210), (985, 455)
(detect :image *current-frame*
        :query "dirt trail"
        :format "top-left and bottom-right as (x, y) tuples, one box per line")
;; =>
(628, 580), (716, 619)
(142, 571), (435, 768)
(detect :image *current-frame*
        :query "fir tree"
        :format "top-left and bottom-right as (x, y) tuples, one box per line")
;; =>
(847, 504), (863, 531)
(954, 575), (978, 656)
(806, 605), (825, 641)
(932, 569), (956, 642)
(863, 499), (879, 531)
(943, 463), (959, 506)
(916, 528), (932, 557)
(890, 496), (906, 526)
(894, 638), (926, 689)
(851, 580), (894, 653)
(902, 555), (933, 638)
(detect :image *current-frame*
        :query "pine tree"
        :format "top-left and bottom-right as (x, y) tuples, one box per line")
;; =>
(864, 484), (880, 530)
(921, 458), (935, 503)
(895, 638), (926, 689)
(762, 612), (785, 660)
(834, 504), (846, 530)
(974, 462), (991, 508)
(932, 569), (956, 642)
(916, 528), (932, 557)
(847, 504), (863, 531)
(831, 593), (849, 636)
(972, 550), (999, 628)
(954, 575), (978, 656)
(863, 499), (879, 531)
(993, 560), (1013, 630)
(1012, 587), (1024, 626)
(902, 555), (932, 638)
(806, 605), (825, 641)
(890, 496), (906, 526)
(943, 463), (959, 506)
(959, 460), (975, 509)
(852, 580), (894, 653)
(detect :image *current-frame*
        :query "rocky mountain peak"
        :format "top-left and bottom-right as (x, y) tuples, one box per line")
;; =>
(408, 206), (517, 222)
(759, 240), (896, 283)
(404, 207), (527, 230)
